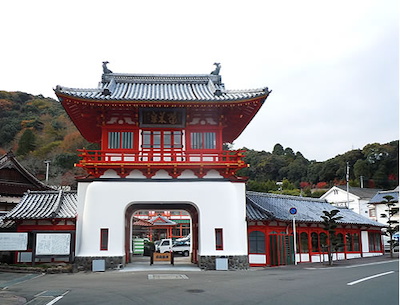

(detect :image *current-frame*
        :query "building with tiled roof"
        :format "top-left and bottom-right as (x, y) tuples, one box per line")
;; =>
(52, 62), (271, 270)
(246, 191), (385, 267)
(247, 191), (383, 227)
(321, 185), (382, 218)
(367, 186), (399, 225)
(2, 190), (77, 264)
(0, 151), (52, 214)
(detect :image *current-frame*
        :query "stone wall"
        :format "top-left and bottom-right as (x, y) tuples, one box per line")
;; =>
(198, 255), (249, 270)
(74, 256), (124, 271)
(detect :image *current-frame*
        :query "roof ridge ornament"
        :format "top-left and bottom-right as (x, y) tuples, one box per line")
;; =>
(102, 61), (113, 74)
(210, 63), (221, 75)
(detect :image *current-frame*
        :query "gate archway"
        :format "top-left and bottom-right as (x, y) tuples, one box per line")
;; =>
(125, 202), (199, 264)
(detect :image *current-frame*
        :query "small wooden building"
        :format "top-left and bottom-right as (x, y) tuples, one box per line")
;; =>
(0, 151), (52, 214)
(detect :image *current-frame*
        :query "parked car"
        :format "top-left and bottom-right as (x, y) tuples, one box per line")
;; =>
(172, 241), (190, 256)
(383, 233), (399, 252)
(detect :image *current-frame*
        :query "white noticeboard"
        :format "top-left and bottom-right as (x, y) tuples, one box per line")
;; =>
(35, 233), (71, 255)
(0, 233), (28, 251)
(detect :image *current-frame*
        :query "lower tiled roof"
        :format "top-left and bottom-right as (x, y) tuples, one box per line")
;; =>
(5, 190), (77, 220)
(246, 191), (385, 227)
(0, 215), (15, 229)
(368, 188), (399, 204)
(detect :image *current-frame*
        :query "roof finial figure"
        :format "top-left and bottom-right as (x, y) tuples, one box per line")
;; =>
(210, 63), (221, 75)
(102, 61), (113, 74)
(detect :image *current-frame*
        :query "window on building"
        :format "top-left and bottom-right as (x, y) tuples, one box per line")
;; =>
(311, 232), (319, 252)
(142, 130), (183, 149)
(368, 232), (382, 252)
(190, 132), (216, 149)
(369, 208), (376, 218)
(353, 233), (360, 251)
(300, 232), (309, 253)
(336, 233), (344, 252)
(319, 232), (328, 252)
(215, 228), (223, 250)
(108, 131), (133, 149)
(100, 228), (109, 251)
(249, 231), (266, 253)
(346, 233), (353, 251)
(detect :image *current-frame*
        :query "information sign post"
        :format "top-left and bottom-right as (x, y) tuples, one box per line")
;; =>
(289, 207), (297, 265)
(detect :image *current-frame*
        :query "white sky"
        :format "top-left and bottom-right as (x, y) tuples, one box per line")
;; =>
(1, 0), (398, 161)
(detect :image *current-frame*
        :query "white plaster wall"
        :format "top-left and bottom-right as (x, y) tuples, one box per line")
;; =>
(249, 254), (266, 264)
(75, 180), (247, 258)
(361, 231), (369, 253)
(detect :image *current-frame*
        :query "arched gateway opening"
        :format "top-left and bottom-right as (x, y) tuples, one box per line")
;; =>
(125, 202), (199, 264)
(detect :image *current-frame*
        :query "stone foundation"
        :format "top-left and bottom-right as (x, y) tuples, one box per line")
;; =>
(74, 256), (124, 271)
(198, 255), (249, 270)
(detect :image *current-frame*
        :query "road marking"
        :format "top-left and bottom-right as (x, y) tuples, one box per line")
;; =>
(347, 271), (395, 286)
(26, 290), (69, 305)
(148, 274), (189, 280)
(305, 260), (398, 270)
(1, 274), (44, 289)
(46, 295), (64, 305)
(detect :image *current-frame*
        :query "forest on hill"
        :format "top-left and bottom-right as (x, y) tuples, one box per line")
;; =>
(0, 91), (398, 194)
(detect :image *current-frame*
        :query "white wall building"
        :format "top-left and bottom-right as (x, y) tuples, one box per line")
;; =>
(321, 186), (381, 219)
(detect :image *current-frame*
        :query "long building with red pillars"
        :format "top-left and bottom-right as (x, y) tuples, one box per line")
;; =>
(50, 63), (384, 270)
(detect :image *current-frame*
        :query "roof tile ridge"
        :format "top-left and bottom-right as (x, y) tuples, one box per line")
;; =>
(248, 190), (326, 203)
(247, 196), (275, 219)
(51, 190), (63, 218)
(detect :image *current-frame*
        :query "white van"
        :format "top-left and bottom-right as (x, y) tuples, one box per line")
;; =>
(156, 239), (173, 253)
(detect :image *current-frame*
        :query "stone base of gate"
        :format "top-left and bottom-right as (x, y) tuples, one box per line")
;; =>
(198, 255), (249, 270)
(74, 256), (124, 271)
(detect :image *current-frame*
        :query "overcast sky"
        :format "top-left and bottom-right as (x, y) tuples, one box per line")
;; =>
(1, 0), (398, 161)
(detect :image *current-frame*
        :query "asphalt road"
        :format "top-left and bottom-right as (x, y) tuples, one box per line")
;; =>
(1, 256), (398, 305)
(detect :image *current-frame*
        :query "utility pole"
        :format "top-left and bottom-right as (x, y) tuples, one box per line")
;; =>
(360, 176), (364, 188)
(44, 160), (51, 184)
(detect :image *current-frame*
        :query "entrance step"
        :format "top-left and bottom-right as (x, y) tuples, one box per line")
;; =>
(121, 255), (201, 272)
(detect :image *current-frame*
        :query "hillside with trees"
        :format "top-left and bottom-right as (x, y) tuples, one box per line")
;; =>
(0, 91), (398, 193)
(0, 91), (95, 188)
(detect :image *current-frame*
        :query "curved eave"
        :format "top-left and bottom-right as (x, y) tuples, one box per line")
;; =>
(54, 90), (270, 106)
(55, 91), (270, 143)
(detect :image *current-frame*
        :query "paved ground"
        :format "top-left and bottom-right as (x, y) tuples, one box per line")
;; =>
(0, 253), (397, 304)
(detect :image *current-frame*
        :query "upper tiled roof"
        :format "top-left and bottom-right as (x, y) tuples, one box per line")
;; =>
(55, 72), (270, 102)
(246, 191), (385, 227)
(5, 190), (77, 220)
(335, 186), (382, 199)
(368, 187), (399, 204)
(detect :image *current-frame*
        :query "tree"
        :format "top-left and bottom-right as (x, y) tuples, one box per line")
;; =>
(16, 129), (36, 156)
(272, 143), (284, 156)
(380, 195), (399, 258)
(321, 209), (343, 265)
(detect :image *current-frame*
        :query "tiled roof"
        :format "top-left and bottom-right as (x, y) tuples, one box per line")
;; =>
(246, 191), (385, 227)
(55, 73), (270, 102)
(335, 186), (382, 199)
(0, 151), (53, 196)
(133, 217), (153, 227)
(368, 188), (399, 204)
(0, 215), (15, 229)
(5, 190), (77, 220)
(148, 215), (177, 226)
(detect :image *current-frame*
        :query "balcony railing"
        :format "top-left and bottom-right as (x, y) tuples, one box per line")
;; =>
(76, 149), (247, 179)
